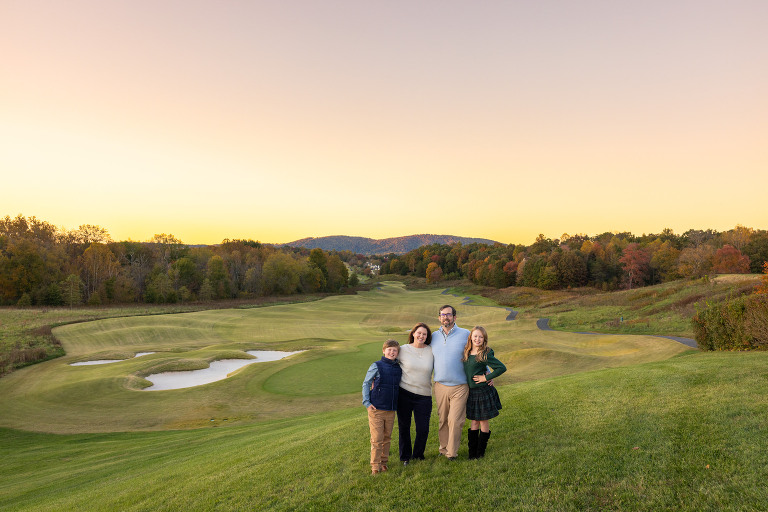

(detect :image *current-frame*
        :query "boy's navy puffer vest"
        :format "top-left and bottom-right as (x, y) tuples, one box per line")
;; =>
(370, 357), (402, 411)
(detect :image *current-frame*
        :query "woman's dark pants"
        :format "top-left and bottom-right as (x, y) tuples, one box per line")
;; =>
(397, 387), (433, 461)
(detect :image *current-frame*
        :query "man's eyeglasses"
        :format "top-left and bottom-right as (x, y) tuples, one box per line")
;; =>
(439, 313), (453, 317)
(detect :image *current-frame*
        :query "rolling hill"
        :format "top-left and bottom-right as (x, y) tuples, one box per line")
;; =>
(280, 234), (502, 254)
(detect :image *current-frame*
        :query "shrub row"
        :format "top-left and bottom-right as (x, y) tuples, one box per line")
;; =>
(692, 294), (768, 350)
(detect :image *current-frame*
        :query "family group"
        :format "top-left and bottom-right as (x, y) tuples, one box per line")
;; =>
(362, 304), (506, 475)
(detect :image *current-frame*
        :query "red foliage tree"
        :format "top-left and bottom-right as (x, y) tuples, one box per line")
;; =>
(619, 243), (650, 289)
(426, 262), (443, 284)
(712, 244), (750, 274)
(756, 261), (768, 295)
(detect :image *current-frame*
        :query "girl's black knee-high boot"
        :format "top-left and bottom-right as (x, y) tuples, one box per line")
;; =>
(467, 429), (479, 459)
(477, 431), (491, 458)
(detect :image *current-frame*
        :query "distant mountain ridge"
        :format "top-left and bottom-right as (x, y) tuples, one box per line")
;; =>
(281, 234), (502, 255)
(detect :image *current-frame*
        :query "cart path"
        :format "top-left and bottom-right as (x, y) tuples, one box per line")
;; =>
(440, 289), (696, 348)
(441, 290), (518, 320)
(536, 318), (698, 349)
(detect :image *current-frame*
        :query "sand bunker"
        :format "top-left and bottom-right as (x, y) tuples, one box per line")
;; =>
(70, 352), (156, 366)
(143, 350), (304, 391)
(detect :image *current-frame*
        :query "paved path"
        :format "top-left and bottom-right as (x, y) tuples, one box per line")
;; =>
(537, 318), (698, 349)
(439, 290), (697, 349)
(440, 289), (518, 320)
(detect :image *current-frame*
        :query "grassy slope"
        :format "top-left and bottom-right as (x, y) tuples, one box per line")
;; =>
(472, 274), (761, 337)
(0, 282), (689, 433)
(3, 279), (765, 510)
(2, 351), (767, 511)
(0, 295), (326, 376)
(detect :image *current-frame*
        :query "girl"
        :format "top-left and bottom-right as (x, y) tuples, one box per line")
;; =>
(462, 326), (506, 459)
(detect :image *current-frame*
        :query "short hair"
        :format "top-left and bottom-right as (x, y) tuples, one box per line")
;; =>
(408, 323), (432, 345)
(383, 339), (400, 350)
(439, 305), (457, 316)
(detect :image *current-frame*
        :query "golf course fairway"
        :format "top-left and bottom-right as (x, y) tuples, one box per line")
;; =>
(0, 282), (690, 434)
(4, 282), (768, 511)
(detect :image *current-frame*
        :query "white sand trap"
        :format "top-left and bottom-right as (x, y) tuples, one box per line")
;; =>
(143, 350), (304, 391)
(71, 359), (125, 366)
(70, 352), (156, 366)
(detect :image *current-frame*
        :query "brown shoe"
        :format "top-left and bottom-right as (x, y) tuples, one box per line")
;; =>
(371, 468), (380, 475)
(380, 464), (388, 472)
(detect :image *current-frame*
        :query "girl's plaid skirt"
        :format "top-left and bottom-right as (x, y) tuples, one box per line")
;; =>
(466, 384), (502, 421)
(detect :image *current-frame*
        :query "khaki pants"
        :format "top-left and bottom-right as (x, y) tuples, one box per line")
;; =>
(368, 409), (396, 470)
(434, 382), (469, 458)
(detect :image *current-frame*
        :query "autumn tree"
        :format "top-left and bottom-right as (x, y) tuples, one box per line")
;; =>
(557, 250), (587, 288)
(0, 239), (46, 303)
(712, 244), (750, 274)
(61, 274), (83, 308)
(502, 260), (518, 286)
(221, 248), (247, 297)
(116, 241), (154, 298)
(149, 233), (185, 270)
(586, 242), (621, 289)
(529, 234), (556, 255)
(388, 257), (405, 275)
(206, 255), (231, 299)
(721, 225), (753, 251)
(426, 262), (443, 284)
(619, 243), (651, 289)
(300, 264), (325, 293)
(744, 231), (768, 273)
(756, 262), (768, 295)
(308, 248), (329, 291)
(648, 240), (681, 283)
(0, 215), (67, 305)
(326, 254), (349, 292)
(262, 252), (301, 295)
(69, 224), (112, 245)
(80, 243), (120, 302)
(488, 259), (508, 288)
(678, 245), (715, 278)
(518, 255), (546, 288)
(144, 272), (176, 303)
(171, 257), (200, 295)
(538, 264), (560, 290)
(198, 279), (214, 302)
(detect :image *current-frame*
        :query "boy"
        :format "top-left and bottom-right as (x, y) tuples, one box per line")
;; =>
(362, 339), (402, 475)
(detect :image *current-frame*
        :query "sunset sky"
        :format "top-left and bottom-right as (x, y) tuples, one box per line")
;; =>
(2, 1), (766, 246)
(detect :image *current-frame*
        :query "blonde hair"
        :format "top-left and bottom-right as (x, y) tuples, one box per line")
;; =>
(462, 326), (489, 362)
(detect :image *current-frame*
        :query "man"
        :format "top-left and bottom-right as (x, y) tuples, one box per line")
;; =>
(431, 304), (471, 460)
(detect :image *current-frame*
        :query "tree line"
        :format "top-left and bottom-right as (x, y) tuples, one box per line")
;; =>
(0, 215), (352, 307)
(3, 215), (767, 307)
(380, 226), (768, 291)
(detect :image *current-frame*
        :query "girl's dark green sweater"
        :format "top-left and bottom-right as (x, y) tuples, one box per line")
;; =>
(463, 348), (506, 389)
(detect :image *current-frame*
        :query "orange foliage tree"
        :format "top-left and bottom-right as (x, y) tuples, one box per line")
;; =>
(712, 244), (750, 274)
(426, 261), (443, 284)
(756, 262), (768, 295)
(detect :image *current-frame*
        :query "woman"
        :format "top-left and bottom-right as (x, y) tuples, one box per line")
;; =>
(396, 322), (435, 465)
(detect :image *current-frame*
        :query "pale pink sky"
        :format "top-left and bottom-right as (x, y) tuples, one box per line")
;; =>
(2, 1), (766, 245)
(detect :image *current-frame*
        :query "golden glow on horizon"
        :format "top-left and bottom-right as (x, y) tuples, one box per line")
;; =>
(2, 1), (766, 246)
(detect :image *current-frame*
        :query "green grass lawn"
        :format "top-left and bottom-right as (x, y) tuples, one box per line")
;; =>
(473, 274), (761, 338)
(0, 295), (326, 376)
(3, 280), (764, 510)
(0, 282), (690, 433)
(2, 350), (767, 511)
